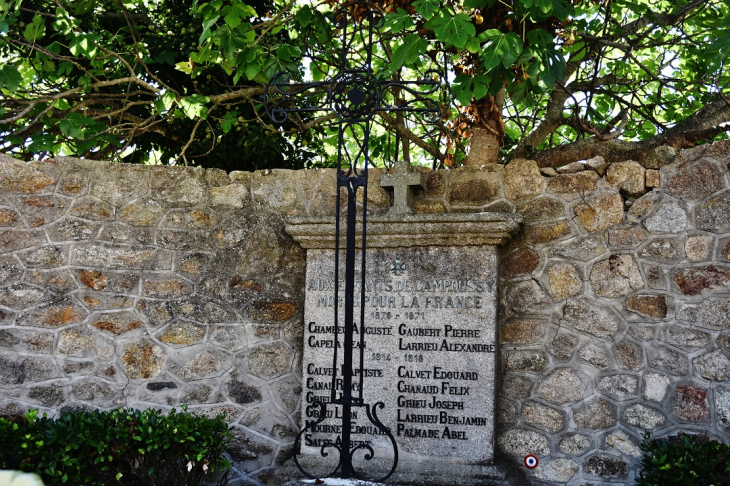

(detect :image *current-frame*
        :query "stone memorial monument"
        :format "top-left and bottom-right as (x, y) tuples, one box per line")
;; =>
(281, 161), (521, 484)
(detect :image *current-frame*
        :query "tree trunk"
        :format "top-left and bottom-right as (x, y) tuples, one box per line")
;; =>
(463, 88), (505, 166)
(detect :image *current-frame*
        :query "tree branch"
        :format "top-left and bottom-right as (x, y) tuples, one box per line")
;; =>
(377, 111), (444, 162)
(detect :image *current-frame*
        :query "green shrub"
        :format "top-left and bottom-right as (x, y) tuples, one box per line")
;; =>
(637, 432), (730, 486)
(0, 407), (233, 486)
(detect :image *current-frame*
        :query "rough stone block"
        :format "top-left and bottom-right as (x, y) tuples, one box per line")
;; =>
(672, 385), (708, 421)
(608, 224), (648, 250)
(597, 374), (639, 401)
(525, 220), (571, 244)
(606, 161), (646, 197)
(547, 171), (600, 199)
(664, 158), (725, 201)
(0, 157), (58, 193)
(547, 332), (578, 359)
(91, 311), (144, 335)
(120, 339), (165, 379)
(605, 431), (641, 457)
(639, 237), (684, 263)
(693, 350), (730, 381)
(211, 184), (249, 208)
(501, 374), (534, 399)
(561, 298), (622, 340)
(663, 325), (709, 350)
(579, 343), (609, 369)
(678, 298), (730, 330)
(685, 235), (714, 262)
(574, 191), (625, 232)
(546, 262), (582, 301)
(497, 428), (550, 457)
(643, 373), (671, 402)
(574, 399), (616, 429)
(502, 248), (539, 276)
(149, 166), (206, 207)
(549, 234), (609, 261)
(644, 200), (688, 233)
(583, 453), (628, 477)
(647, 344), (689, 375)
(447, 167), (501, 205)
(532, 458), (578, 483)
(157, 320), (206, 346)
(623, 404), (666, 428)
(716, 387), (730, 429)
(500, 318), (546, 344)
(516, 195), (566, 222)
(697, 190), (730, 233)
(646, 169), (660, 187)
(503, 159), (543, 202)
(507, 279), (548, 314)
(70, 243), (172, 270)
(17, 300), (87, 328)
(590, 255), (644, 298)
(170, 348), (231, 381)
(537, 368), (590, 404)
(615, 338), (643, 370)
(559, 434), (591, 455)
(506, 350), (547, 372)
(672, 266), (730, 295)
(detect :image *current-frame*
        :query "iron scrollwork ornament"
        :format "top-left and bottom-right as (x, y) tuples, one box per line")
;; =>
(263, 1), (444, 481)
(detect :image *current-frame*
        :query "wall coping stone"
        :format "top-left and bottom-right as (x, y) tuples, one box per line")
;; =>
(285, 212), (522, 249)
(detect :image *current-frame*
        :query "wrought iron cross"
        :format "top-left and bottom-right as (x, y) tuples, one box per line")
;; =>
(263, 2), (442, 481)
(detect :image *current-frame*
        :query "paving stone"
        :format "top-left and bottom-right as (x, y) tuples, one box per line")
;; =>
(500, 318), (546, 344)
(546, 262), (582, 301)
(623, 404), (666, 428)
(672, 266), (730, 295)
(615, 338), (643, 370)
(561, 298), (622, 340)
(677, 298), (730, 330)
(606, 161), (646, 197)
(532, 458), (579, 483)
(685, 235), (714, 262)
(643, 373), (671, 402)
(672, 385), (708, 421)
(663, 325), (709, 350)
(537, 368), (590, 404)
(503, 158), (543, 201)
(574, 191), (625, 232)
(664, 158), (725, 201)
(497, 428), (550, 457)
(597, 374), (639, 401)
(549, 234), (608, 261)
(590, 255), (644, 298)
(693, 350), (730, 381)
(697, 189), (730, 233)
(605, 431), (641, 457)
(644, 201), (688, 233)
(574, 399), (616, 429)
(559, 434), (592, 455)
(579, 343), (609, 369)
(647, 344), (689, 375)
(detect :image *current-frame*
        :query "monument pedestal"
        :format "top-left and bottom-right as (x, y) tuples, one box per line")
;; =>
(276, 212), (521, 485)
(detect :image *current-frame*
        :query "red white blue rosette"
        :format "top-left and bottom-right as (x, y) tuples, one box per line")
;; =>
(524, 454), (539, 469)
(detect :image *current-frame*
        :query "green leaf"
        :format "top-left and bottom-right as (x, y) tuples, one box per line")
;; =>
(383, 9), (413, 32)
(115, 473), (123, 481)
(59, 113), (95, 140)
(23, 14), (45, 41)
(275, 44), (299, 62)
(179, 94), (210, 119)
(175, 61), (193, 74)
(425, 13), (475, 49)
(51, 8), (75, 34)
(412, 0), (440, 20)
(69, 34), (100, 58)
(199, 14), (220, 45)
(295, 6), (312, 27)
(73, 0), (96, 15)
(0, 64), (22, 92)
(389, 34), (428, 71)
(480, 31), (523, 69)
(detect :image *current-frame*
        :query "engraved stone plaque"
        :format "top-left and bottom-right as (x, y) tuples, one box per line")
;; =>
(301, 246), (498, 465)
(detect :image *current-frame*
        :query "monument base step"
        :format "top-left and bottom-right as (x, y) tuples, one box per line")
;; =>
(270, 457), (528, 486)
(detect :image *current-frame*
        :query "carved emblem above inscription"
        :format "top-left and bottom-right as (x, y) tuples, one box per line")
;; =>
(390, 253), (406, 276)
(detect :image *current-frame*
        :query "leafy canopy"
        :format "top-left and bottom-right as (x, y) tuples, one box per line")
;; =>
(0, 0), (728, 169)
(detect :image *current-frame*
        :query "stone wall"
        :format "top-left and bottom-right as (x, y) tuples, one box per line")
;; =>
(0, 142), (729, 485)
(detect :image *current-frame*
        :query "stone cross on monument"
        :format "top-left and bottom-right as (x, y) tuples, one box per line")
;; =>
(380, 160), (426, 215)
(262, 1), (444, 482)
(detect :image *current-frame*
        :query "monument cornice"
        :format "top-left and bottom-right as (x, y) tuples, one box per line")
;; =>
(285, 212), (522, 249)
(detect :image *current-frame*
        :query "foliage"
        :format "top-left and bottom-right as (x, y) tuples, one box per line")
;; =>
(0, 407), (233, 486)
(637, 432), (730, 486)
(0, 0), (729, 169)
